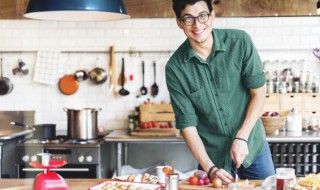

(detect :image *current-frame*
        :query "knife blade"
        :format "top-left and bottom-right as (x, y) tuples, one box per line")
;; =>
(235, 165), (239, 188)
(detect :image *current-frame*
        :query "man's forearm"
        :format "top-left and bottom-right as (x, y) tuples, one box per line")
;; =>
(237, 86), (266, 139)
(181, 127), (214, 173)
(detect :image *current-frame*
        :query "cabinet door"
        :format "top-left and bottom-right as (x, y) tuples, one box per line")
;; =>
(263, 94), (280, 113)
(302, 111), (320, 120)
(303, 94), (320, 112)
(280, 94), (303, 114)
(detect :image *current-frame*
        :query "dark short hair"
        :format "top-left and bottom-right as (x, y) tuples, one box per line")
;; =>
(172, 0), (213, 18)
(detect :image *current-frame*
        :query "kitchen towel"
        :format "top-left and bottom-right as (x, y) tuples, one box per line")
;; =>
(33, 51), (62, 85)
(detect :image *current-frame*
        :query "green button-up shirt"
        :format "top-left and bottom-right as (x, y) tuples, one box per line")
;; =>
(165, 29), (266, 173)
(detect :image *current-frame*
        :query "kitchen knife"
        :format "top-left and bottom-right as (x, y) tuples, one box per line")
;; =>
(235, 164), (239, 188)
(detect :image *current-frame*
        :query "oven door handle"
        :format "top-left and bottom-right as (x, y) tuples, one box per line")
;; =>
(22, 168), (90, 172)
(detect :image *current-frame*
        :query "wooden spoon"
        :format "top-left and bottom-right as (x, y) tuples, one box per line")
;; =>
(117, 58), (126, 85)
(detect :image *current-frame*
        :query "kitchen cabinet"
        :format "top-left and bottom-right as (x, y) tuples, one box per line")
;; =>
(264, 94), (280, 113)
(263, 93), (320, 119)
(1, 0), (318, 19)
(269, 142), (320, 177)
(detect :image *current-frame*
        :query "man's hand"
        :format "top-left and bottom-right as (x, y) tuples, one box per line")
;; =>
(210, 167), (234, 184)
(230, 138), (249, 168)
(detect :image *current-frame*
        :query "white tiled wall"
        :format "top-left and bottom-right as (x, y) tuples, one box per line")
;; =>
(0, 17), (319, 132)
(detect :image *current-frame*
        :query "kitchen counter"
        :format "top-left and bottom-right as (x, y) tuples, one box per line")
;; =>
(104, 129), (320, 176)
(0, 129), (32, 141)
(104, 129), (320, 143)
(0, 178), (106, 190)
(0, 179), (263, 189)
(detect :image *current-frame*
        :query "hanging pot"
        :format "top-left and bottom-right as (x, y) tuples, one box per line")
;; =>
(0, 58), (14, 95)
(88, 67), (108, 84)
(63, 107), (102, 140)
(10, 122), (56, 140)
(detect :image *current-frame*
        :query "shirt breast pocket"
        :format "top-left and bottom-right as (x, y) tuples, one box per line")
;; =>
(189, 88), (213, 115)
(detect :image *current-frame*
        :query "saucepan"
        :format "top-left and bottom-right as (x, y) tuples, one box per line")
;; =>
(10, 122), (56, 140)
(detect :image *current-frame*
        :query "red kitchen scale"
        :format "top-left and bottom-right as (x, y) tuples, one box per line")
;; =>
(30, 160), (70, 190)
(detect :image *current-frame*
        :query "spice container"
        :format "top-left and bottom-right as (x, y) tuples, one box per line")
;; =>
(280, 82), (287, 94)
(307, 116), (319, 131)
(267, 82), (274, 93)
(165, 173), (179, 190)
(312, 82), (319, 93)
(128, 115), (135, 131)
(293, 82), (300, 93)
(287, 108), (302, 132)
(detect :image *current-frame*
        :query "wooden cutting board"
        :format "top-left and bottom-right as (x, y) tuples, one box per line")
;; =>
(179, 181), (216, 190)
(130, 131), (180, 137)
(179, 180), (260, 190)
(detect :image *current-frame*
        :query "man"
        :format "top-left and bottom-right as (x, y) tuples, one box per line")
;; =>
(165, 0), (275, 184)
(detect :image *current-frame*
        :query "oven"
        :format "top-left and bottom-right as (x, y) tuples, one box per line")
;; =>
(16, 138), (101, 179)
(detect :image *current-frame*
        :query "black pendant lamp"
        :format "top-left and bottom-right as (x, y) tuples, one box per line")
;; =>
(24, 0), (130, 21)
(317, 0), (320, 15)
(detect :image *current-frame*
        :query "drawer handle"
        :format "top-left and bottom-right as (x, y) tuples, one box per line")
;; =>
(290, 95), (294, 98)
(312, 95), (317, 98)
(266, 95), (269, 98)
(312, 112), (316, 114)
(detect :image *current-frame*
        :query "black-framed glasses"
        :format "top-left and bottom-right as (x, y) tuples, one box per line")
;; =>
(180, 13), (210, 26)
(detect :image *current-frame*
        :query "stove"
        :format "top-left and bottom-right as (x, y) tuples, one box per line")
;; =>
(16, 136), (102, 179)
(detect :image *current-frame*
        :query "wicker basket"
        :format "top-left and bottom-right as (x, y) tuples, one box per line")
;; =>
(261, 116), (287, 134)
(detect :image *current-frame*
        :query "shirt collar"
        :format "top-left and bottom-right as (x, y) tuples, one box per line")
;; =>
(183, 29), (226, 63)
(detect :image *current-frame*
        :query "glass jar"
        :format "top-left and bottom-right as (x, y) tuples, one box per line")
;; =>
(128, 115), (135, 131)
(280, 82), (287, 93)
(312, 82), (319, 93)
(307, 116), (319, 131)
(267, 82), (274, 93)
(293, 81), (300, 93)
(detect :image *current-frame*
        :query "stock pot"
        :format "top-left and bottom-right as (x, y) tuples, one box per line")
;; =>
(63, 108), (101, 140)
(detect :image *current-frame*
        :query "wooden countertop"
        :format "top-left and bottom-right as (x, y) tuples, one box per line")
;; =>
(0, 179), (263, 190)
(0, 178), (106, 190)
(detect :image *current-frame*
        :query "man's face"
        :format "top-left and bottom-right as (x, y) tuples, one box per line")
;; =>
(177, 1), (214, 44)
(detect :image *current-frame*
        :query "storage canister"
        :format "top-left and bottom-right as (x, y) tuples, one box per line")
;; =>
(287, 107), (302, 132)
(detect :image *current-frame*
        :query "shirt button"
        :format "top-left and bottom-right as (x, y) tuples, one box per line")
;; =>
(215, 93), (218, 96)
(219, 108), (223, 111)
(224, 123), (227, 125)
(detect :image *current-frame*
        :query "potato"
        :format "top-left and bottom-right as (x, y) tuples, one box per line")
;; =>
(127, 185), (135, 190)
(127, 175), (135, 182)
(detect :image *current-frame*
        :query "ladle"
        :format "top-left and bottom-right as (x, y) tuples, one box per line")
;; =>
(151, 61), (159, 97)
(140, 61), (147, 95)
(118, 58), (130, 96)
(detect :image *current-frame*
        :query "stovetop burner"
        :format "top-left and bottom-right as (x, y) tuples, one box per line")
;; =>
(21, 136), (100, 145)
(25, 139), (61, 144)
(64, 139), (99, 145)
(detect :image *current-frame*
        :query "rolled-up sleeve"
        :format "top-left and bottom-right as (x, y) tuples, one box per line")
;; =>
(241, 32), (266, 89)
(165, 63), (198, 130)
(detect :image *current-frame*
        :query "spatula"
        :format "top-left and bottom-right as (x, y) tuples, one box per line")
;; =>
(151, 61), (159, 97)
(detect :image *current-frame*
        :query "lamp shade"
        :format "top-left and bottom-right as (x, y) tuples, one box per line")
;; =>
(317, 0), (320, 14)
(24, 0), (130, 21)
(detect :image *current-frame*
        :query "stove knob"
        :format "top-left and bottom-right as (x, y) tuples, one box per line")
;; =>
(86, 155), (93, 163)
(30, 155), (37, 162)
(22, 155), (29, 162)
(78, 155), (84, 163)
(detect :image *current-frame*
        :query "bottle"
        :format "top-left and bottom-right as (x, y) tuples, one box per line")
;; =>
(267, 82), (274, 93)
(287, 107), (302, 132)
(134, 95), (141, 129)
(128, 115), (135, 131)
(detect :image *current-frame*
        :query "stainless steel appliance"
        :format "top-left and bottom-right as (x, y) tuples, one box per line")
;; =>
(16, 137), (102, 178)
(64, 108), (101, 140)
(0, 111), (34, 178)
